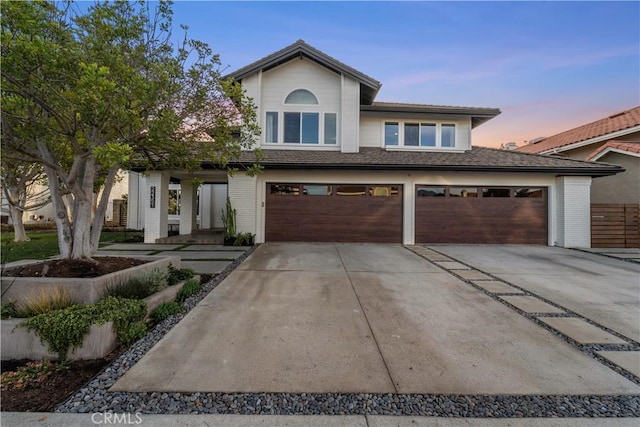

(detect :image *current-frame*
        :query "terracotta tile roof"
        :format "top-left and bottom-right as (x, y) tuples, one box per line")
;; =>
(230, 147), (621, 176)
(517, 106), (640, 154)
(585, 140), (640, 161)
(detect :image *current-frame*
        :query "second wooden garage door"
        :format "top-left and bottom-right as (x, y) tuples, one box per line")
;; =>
(266, 183), (403, 243)
(415, 185), (548, 244)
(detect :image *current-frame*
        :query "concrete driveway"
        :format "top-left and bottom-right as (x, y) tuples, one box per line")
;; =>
(429, 245), (640, 343)
(112, 243), (639, 395)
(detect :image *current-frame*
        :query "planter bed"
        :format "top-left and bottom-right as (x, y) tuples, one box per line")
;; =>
(1, 276), (197, 361)
(1, 256), (180, 305)
(1, 320), (116, 361)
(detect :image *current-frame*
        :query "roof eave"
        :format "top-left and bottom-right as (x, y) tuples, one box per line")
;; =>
(227, 161), (622, 177)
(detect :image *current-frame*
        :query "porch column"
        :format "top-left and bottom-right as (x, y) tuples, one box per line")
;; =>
(179, 180), (198, 235)
(144, 171), (169, 243)
(555, 176), (592, 248)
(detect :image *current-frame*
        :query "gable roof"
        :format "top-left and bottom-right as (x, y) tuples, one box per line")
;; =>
(362, 101), (501, 128)
(224, 40), (382, 105)
(228, 147), (622, 177)
(585, 141), (640, 161)
(517, 106), (640, 154)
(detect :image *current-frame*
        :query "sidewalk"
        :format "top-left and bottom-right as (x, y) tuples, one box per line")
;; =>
(3, 413), (639, 427)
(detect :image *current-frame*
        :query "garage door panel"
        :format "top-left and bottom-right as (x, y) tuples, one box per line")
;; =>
(266, 183), (402, 243)
(415, 187), (547, 244)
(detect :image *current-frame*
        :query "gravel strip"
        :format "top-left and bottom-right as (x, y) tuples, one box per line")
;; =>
(55, 245), (640, 417)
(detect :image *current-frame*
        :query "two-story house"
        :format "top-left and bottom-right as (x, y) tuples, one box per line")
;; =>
(132, 40), (621, 247)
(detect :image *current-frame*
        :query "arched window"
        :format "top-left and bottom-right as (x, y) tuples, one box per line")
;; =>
(285, 89), (318, 105)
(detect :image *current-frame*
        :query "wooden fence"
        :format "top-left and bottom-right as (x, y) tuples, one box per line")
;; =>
(591, 204), (639, 248)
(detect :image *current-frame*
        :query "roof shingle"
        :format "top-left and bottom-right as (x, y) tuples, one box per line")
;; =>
(230, 147), (621, 176)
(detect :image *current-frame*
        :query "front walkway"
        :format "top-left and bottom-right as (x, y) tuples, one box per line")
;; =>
(97, 243), (250, 275)
(112, 243), (639, 395)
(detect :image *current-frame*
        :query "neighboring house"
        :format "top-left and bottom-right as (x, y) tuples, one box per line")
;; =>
(1, 171), (130, 227)
(135, 40), (622, 247)
(517, 107), (639, 247)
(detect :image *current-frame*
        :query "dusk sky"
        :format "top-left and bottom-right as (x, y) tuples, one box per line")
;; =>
(170, 1), (639, 148)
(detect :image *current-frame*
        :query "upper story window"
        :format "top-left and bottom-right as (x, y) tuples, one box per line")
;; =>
(384, 121), (456, 148)
(264, 88), (338, 146)
(285, 89), (318, 105)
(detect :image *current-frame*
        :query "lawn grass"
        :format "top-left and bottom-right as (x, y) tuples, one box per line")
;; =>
(1, 230), (144, 264)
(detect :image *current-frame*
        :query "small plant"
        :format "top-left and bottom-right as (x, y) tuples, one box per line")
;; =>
(15, 286), (74, 317)
(166, 264), (195, 286)
(0, 358), (68, 391)
(221, 196), (237, 240)
(234, 232), (254, 246)
(176, 278), (202, 302)
(118, 321), (147, 345)
(105, 268), (168, 299)
(1, 302), (19, 319)
(150, 301), (182, 323)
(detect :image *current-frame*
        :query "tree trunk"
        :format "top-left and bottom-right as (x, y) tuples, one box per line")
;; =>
(42, 165), (72, 258)
(90, 166), (118, 253)
(8, 204), (29, 242)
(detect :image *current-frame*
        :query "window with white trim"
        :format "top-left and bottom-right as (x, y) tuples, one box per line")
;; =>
(264, 89), (338, 146)
(384, 121), (457, 148)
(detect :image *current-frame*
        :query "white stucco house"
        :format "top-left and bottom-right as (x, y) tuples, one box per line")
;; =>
(130, 40), (622, 247)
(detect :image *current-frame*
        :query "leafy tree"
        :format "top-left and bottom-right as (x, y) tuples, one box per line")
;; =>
(1, 0), (260, 259)
(0, 158), (50, 242)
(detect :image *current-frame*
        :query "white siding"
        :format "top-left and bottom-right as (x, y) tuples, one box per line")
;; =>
(341, 76), (360, 153)
(228, 173), (257, 235)
(555, 176), (592, 248)
(144, 171), (169, 243)
(255, 170), (559, 245)
(127, 171), (145, 230)
(359, 116), (472, 150)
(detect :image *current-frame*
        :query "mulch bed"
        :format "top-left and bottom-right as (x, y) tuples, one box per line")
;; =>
(3, 257), (148, 278)
(1, 346), (126, 412)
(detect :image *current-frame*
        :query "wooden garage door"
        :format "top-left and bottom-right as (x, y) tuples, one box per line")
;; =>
(266, 183), (403, 243)
(415, 186), (548, 244)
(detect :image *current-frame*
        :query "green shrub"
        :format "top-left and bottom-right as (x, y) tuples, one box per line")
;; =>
(118, 321), (147, 345)
(176, 278), (202, 302)
(21, 296), (147, 361)
(1, 302), (19, 319)
(150, 301), (182, 323)
(15, 286), (74, 317)
(234, 232), (254, 246)
(166, 264), (195, 286)
(105, 268), (168, 299)
(1, 358), (67, 391)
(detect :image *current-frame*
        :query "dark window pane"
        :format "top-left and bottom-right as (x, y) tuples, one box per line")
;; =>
(442, 124), (455, 147)
(449, 187), (478, 198)
(303, 185), (331, 196)
(482, 188), (511, 197)
(301, 113), (319, 143)
(285, 89), (318, 104)
(420, 124), (436, 147)
(324, 113), (337, 144)
(405, 123), (419, 146)
(515, 188), (543, 198)
(284, 112), (300, 143)
(385, 122), (399, 145)
(336, 185), (367, 196)
(417, 186), (446, 197)
(271, 184), (299, 195)
(265, 112), (278, 143)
